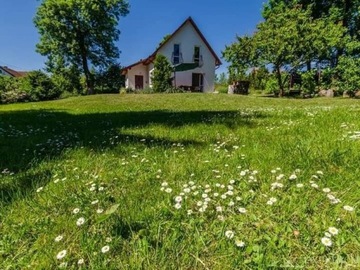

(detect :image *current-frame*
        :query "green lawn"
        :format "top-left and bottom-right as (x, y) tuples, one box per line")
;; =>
(0, 94), (359, 269)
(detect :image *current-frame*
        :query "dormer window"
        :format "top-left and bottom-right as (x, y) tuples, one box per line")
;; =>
(172, 44), (182, 64)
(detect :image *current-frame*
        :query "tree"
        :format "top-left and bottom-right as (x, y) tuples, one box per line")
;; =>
(152, 54), (173, 92)
(157, 34), (171, 49)
(216, 72), (227, 85)
(254, 5), (344, 96)
(222, 35), (257, 82)
(264, 0), (360, 64)
(34, 0), (129, 94)
(95, 64), (124, 93)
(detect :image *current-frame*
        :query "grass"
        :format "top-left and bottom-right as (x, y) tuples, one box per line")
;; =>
(0, 93), (359, 269)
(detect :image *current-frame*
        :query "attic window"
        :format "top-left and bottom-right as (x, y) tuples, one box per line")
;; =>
(173, 44), (180, 64)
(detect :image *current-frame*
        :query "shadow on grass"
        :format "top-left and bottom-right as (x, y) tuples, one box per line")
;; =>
(0, 109), (267, 203)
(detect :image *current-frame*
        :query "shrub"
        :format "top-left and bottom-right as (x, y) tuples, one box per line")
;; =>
(264, 75), (279, 94)
(336, 56), (360, 97)
(302, 71), (317, 94)
(95, 64), (125, 94)
(152, 54), (173, 93)
(0, 76), (30, 103)
(20, 71), (60, 101)
(0, 90), (29, 104)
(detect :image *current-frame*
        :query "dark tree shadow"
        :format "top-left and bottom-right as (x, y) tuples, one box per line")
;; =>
(0, 109), (267, 203)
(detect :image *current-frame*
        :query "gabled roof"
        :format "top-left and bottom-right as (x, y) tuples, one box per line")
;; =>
(122, 17), (222, 71)
(0, 66), (28, 77)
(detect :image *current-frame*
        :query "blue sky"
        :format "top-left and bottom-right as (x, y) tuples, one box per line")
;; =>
(0, 0), (265, 75)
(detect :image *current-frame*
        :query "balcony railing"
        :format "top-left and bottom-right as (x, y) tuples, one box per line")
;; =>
(193, 55), (203, 67)
(171, 52), (183, 65)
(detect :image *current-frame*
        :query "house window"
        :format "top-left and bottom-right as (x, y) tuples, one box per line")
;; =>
(172, 44), (180, 64)
(194, 46), (200, 63)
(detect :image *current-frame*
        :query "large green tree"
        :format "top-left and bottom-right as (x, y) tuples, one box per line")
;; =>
(264, 0), (360, 64)
(34, 0), (129, 94)
(254, 5), (344, 96)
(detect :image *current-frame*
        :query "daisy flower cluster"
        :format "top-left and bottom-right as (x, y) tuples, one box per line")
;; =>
(161, 167), (356, 249)
(44, 172), (117, 267)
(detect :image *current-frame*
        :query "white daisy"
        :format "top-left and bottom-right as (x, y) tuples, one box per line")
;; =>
(77, 258), (84, 265)
(101, 245), (110, 253)
(55, 235), (63, 242)
(235, 240), (245, 247)
(73, 208), (80, 214)
(174, 196), (182, 203)
(238, 207), (247, 214)
(321, 237), (332, 247)
(56, 249), (67, 260)
(328, 227), (339, 235)
(343, 205), (354, 212)
(106, 237), (112, 243)
(76, 217), (85, 226)
(59, 262), (67, 268)
(311, 183), (319, 189)
(225, 230), (235, 239)
(324, 232), (332, 238)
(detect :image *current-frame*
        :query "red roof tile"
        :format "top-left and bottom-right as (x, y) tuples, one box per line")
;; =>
(0, 66), (28, 77)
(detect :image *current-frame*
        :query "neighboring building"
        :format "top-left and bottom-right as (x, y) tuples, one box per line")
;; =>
(122, 17), (222, 93)
(0, 66), (28, 78)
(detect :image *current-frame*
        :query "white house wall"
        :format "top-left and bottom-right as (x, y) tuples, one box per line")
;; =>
(157, 21), (217, 92)
(125, 64), (149, 89)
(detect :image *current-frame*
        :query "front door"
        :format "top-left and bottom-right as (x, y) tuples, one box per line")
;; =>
(135, 75), (144, 89)
(192, 73), (203, 92)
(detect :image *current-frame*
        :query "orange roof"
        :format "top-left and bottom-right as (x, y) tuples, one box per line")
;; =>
(0, 66), (28, 77)
(122, 17), (222, 71)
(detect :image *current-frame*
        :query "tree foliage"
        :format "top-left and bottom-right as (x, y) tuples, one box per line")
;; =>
(336, 40), (360, 96)
(95, 64), (125, 93)
(34, 0), (129, 94)
(20, 71), (61, 101)
(152, 55), (173, 93)
(264, 0), (360, 38)
(222, 35), (257, 81)
(224, 2), (346, 96)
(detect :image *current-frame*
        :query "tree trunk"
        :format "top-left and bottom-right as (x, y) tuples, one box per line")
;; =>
(78, 31), (94, 95)
(306, 61), (311, 71)
(276, 66), (284, 97)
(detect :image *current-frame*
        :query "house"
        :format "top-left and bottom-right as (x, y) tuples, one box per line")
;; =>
(122, 17), (222, 92)
(0, 66), (28, 78)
